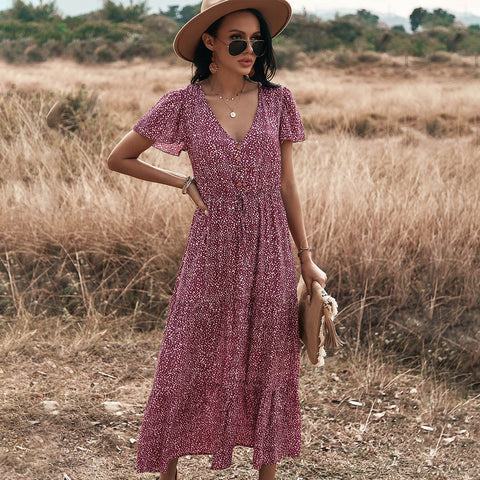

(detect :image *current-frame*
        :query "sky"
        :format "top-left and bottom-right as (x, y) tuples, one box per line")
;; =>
(0, 0), (479, 18)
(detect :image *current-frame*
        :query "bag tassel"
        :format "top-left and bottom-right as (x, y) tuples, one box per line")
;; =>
(320, 288), (345, 351)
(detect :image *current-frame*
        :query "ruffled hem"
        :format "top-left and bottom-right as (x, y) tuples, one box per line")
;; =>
(132, 87), (187, 156)
(136, 382), (301, 473)
(136, 445), (301, 473)
(133, 123), (186, 156)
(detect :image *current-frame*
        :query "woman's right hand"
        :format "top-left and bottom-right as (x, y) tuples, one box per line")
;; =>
(186, 180), (209, 216)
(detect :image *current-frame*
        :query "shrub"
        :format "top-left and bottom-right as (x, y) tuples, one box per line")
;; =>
(8, 0), (59, 22)
(357, 51), (381, 62)
(446, 30), (468, 52)
(24, 42), (47, 62)
(43, 38), (64, 57)
(426, 116), (446, 136)
(273, 38), (302, 70)
(101, 0), (148, 23)
(410, 33), (445, 56)
(427, 25), (450, 42)
(67, 20), (141, 46)
(428, 50), (451, 62)
(351, 35), (375, 52)
(65, 38), (103, 63)
(0, 37), (31, 62)
(349, 115), (377, 137)
(334, 48), (356, 66)
(374, 31), (394, 52)
(142, 14), (179, 42)
(93, 42), (120, 62)
(327, 19), (363, 44)
(117, 32), (155, 60)
(46, 84), (100, 135)
(282, 15), (331, 51)
(386, 36), (415, 57)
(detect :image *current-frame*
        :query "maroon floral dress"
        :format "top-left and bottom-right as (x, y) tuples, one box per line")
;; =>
(132, 80), (306, 473)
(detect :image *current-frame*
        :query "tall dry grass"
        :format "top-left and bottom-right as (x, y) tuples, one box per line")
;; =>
(1, 58), (480, 480)
(0, 58), (479, 381)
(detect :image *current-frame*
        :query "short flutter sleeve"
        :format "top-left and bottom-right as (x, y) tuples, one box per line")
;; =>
(133, 88), (186, 156)
(279, 86), (306, 144)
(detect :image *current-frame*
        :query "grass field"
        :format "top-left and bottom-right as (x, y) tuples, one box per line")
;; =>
(0, 57), (479, 479)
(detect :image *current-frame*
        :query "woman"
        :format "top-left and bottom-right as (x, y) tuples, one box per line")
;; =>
(107, 1), (327, 479)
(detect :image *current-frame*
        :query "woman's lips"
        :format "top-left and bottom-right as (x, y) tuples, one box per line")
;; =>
(239, 59), (253, 67)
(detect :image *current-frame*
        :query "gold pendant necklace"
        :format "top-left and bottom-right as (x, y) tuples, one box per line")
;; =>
(210, 79), (246, 118)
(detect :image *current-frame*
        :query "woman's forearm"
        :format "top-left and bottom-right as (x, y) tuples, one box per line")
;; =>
(108, 156), (187, 189)
(280, 182), (313, 264)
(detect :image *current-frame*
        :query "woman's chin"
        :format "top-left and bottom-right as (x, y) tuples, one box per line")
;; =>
(218, 62), (253, 77)
(236, 65), (253, 76)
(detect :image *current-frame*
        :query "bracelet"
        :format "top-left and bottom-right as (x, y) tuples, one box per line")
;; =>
(297, 246), (313, 257)
(182, 175), (194, 194)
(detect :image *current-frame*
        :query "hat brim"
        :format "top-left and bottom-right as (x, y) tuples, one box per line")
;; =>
(173, 0), (292, 62)
(297, 277), (324, 365)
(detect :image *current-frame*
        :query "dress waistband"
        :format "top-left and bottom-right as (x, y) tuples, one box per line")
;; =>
(201, 189), (282, 200)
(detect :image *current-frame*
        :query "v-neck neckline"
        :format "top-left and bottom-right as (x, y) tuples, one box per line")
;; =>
(198, 80), (261, 145)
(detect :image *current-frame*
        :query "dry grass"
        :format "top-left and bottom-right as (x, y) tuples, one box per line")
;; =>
(293, 66), (480, 137)
(0, 58), (479, 479)
(1, 314), (479, 480)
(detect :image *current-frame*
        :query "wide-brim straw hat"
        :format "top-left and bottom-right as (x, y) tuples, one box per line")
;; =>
(173, 0), (293, 62)
(297, 276), (345, 365)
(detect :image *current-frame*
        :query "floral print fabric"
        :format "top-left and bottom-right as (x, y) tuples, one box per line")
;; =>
(133, 81), (306, 473)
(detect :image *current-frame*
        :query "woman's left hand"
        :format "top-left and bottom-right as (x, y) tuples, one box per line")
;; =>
(300, 258), (327, 297)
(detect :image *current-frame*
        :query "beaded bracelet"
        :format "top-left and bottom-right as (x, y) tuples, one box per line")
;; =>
(182, 175), (194, 194)
(297, 246), (314, 257)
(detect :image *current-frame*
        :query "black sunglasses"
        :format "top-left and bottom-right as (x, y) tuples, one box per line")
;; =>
(217, 38), (266, 57)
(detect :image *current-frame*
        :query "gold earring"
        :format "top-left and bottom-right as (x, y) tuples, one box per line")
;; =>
(209, 53), (218, 74)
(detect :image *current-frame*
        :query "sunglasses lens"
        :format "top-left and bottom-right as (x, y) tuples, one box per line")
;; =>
(252, 41), (266, 56)
(229, 40), (247, 56)
(227, 40), (266, 56)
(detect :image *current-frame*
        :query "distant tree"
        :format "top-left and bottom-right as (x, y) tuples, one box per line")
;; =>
(126, 0), (149, 22)
(457, 32), (480, 66)
(161, 3), (200, 25)
(1, 0), (478, 64)
(375, 31), (394, 52)
(178, 4), (201, 24)
(410, 7), (427, 32)
(409, 8), (455, 31)
(328, 20), (363, 44)
(447, 30), (467, 52)
(281, 15), (330, 51)
(423, 8), (455, 28)
(101, 0), (148, 23)
(356, 9), (378, 27)
(336, 13), (356, 24)
(161, 5), (179, 21)
(102, 1), (123, 23)
(386, 34), (415, 65)
(6, 0), (59, 22)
